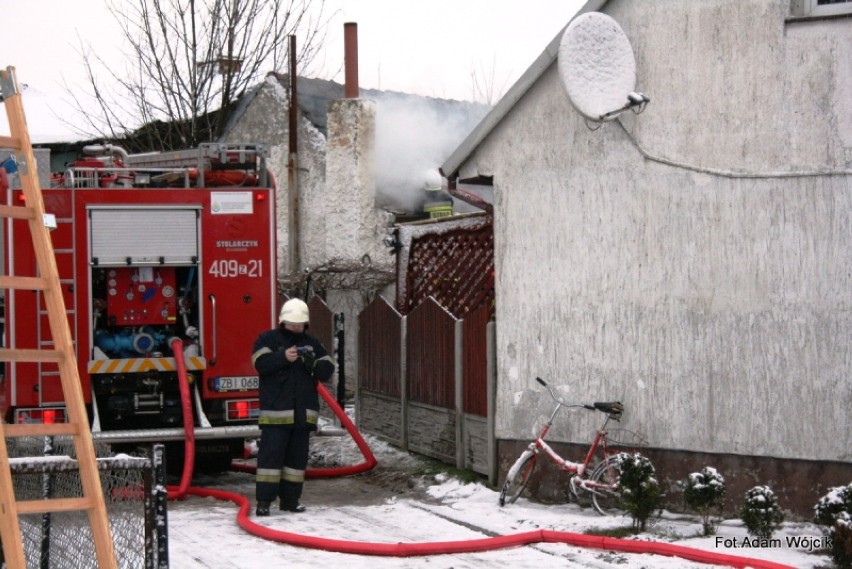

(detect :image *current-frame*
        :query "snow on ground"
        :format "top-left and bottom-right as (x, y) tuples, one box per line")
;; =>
(165, 428), (832, 569)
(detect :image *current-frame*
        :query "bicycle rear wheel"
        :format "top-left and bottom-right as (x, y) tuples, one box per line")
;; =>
(499, 453), (536, 506)
(589, 455), (625, 515)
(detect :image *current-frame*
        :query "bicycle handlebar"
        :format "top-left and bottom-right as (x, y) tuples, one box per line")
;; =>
(593, 401), (625, 416)
(535, 377), (624, 416)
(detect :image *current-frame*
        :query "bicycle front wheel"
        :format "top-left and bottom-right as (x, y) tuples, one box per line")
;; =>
(589, 455), (625, 515)
(499, 453), (536, 506)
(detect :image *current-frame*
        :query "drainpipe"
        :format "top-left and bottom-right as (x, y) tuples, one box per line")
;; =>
(288, 34), (300, 278)
(344, 23), (359, 98)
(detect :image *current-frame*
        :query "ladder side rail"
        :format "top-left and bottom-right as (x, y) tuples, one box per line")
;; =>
(1, 65), (119, 569)
(0, 422), (27, 569)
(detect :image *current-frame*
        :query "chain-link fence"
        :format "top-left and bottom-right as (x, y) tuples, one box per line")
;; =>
(5, 438), (167, 569)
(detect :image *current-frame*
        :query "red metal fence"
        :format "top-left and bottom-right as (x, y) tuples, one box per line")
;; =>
(357, 297), (402, 398)
(406, 299), (457, 408)
(307, 296), (334, 353)
(357, 214), (496, 478)
(462, 304), (491, 416)
(357, 294), (495, 478)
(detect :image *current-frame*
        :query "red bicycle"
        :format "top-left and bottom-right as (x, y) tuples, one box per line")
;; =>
(499, 377), (644, 515)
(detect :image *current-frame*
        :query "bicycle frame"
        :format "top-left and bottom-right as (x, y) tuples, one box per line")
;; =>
(511, 378), (623, 499)
(525, 406), (617, 480)
(500, 378), (634, 514)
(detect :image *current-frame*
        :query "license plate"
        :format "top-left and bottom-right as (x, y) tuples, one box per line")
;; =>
(214, 376), (259, 392)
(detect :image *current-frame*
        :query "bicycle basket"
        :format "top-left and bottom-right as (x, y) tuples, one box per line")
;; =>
(605, 429), (648, 450)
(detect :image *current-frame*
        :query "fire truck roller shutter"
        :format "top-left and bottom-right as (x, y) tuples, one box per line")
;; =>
(90, 208), (199, 265)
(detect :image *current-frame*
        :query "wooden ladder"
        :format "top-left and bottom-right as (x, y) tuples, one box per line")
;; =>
(0, 66), (118, 568)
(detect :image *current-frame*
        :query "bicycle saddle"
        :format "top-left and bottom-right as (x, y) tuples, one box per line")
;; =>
(593, 401), (624, 416)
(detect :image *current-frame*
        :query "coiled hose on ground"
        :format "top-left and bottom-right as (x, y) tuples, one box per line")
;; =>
(167, 341), (793, 569)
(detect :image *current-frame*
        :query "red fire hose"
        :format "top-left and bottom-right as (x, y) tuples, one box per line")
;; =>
(166, 341), (793, 568)
(228, 380), (378, 478)
(177, 484), (793, 568)
(170, 338), (195, 500)
(168, 338), (376, 492)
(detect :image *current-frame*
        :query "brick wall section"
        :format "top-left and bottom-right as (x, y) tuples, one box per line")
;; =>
(407, 402), (456, 464)
(463, 415), (489, 473)
(497, 439), (852, 518)
(358, 391), (403, 447)
(358, 393), (492, 476)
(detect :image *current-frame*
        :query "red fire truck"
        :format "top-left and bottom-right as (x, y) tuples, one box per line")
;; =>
(1, 142), (276, 469)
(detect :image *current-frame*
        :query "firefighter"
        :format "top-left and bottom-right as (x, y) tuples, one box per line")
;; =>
(420, 168), (454, 219)
(251, 298), (335, 516)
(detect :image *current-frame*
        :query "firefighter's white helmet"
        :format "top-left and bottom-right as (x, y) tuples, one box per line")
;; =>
(423, 169), (442, 192)
(279, 298), (309, 324)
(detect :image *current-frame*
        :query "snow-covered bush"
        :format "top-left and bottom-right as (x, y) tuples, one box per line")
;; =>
(739, 485), (784, 539)
(814, 482), (852, 568)
(617, 453), (661, 533)
(683, 466), (726, 535)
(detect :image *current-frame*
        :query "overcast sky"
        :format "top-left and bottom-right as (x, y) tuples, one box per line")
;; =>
(0, 0), (585, 143)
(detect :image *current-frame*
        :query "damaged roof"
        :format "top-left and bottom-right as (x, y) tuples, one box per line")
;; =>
(225, 72), (490, 139)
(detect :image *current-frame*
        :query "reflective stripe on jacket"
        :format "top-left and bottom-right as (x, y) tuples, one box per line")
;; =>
(251, 326), (334, 430)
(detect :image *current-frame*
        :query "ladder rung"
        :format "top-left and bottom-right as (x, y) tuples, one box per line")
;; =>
(3, 422), (80, 437)
(2, 63), (120, 569)
(0, 134), (22, 150)
(0, 203), (36, 220)
(16, 497), (96, 515)
(0, 347), (64, 363)
(0, 275), (50, 291)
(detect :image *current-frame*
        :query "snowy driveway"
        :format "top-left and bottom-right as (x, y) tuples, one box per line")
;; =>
(165, 436), (827, 569)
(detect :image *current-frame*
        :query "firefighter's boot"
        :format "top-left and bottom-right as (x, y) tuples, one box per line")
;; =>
(256, 501), (271, 516)
(279, 480), (305, 513)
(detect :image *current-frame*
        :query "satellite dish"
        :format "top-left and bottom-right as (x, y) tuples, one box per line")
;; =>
(558, 12), (647, 121)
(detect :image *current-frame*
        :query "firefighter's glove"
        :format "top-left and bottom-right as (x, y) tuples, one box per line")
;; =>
(297, 346), (316, 370)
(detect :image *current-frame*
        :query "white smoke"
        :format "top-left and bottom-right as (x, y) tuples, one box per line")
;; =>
(373, 94), (489, 212)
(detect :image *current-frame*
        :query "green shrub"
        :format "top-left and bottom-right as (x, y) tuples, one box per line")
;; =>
(617, 453), (661, 533)
(833, 518), (852, 569)
(683, 466), (726, 536)
(815, 482), (852, 526)
(740, 485), (784, 539)
(814, 482), (852, 568)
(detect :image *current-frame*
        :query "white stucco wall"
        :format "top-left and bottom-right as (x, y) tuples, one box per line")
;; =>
(460, 0), (851, 462)
(222, 80), (395, 392)
(221, 77), (329, 278)
(325, 99), (394, 267)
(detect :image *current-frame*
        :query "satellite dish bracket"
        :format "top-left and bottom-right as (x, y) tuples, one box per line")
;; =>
(597, 92), (651, 122)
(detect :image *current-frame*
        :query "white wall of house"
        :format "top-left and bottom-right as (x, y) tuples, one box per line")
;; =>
(457, 0), (851, 462)
(222, 78), (395, 393)
(325, 99), (396, 269)
(221, 77), (331, 279)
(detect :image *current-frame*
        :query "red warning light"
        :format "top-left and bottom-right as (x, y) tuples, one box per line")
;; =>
(226, 399), (259, 420)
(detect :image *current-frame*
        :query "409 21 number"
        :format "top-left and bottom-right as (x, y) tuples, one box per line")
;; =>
(208, 259), (263, 278)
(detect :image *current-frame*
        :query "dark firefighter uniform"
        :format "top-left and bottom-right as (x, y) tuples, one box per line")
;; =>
(251, 325), (334, 511)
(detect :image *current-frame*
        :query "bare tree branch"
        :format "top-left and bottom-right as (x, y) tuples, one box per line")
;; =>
(62, 0), (332, 151)
(469, 55), (509, 106)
